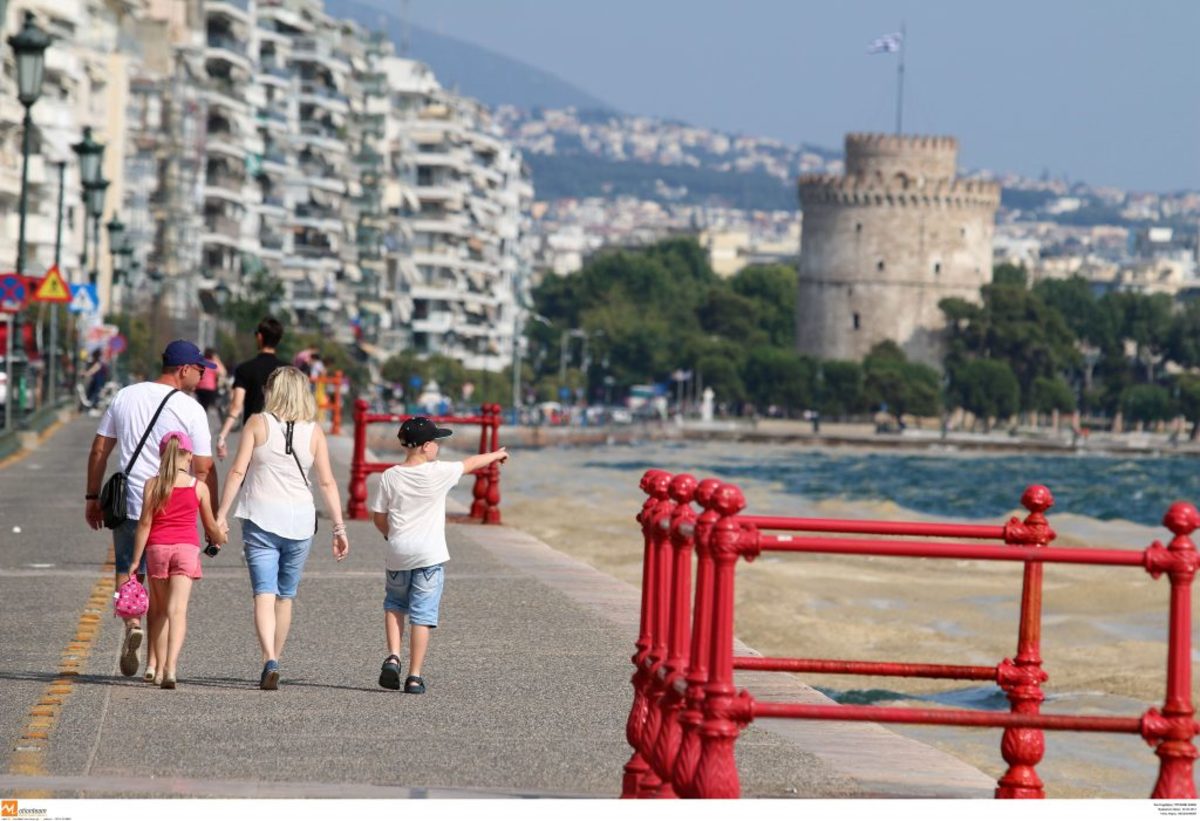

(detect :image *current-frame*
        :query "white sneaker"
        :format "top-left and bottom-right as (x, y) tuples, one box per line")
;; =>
(120, 625), (143, 677)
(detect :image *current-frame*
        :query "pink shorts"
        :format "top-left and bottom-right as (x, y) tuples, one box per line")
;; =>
(145, 543), (203, 580)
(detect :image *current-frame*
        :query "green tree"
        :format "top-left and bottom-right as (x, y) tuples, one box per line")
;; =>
(1120, 384), (1173, 425)
(817, 360), (864, 417)
(1174, 375), (1200, 440)
(729, 264), (797, 348)
(863, 341), (941, 424)
(743, 346), (814, 412)
(948, 359), (1020, 430)
(1029, 376), (1076, 414)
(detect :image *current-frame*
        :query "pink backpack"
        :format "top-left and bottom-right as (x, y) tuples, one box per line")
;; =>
(113, 577), (149, 619)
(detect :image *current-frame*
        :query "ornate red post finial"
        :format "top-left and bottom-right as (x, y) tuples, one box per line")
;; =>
(1151, 501), (1200, 799)
(673, 477), (723, 797)
(347, 399), (370, 519)
(649, 473), (699, 791)
(624, 469), (674, 798)
(694, 483), (748, 798)
(996, 484), (1055, 799)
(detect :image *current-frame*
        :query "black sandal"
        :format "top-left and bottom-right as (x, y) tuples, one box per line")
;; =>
(404, 674), (426, 694)
(379, 655), (402, 690)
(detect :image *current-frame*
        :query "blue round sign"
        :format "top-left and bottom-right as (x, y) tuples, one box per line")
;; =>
(0, 273), (28, 313)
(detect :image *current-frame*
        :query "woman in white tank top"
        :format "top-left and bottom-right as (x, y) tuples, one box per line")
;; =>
(215, 366), (350, 689)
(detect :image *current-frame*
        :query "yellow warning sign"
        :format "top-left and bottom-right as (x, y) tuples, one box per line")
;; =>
(32, 265), (71, 303)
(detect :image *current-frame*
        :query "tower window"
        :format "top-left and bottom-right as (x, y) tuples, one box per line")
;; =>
(852, 312), (861, 330)
(876, 260), (885, 272)
(961, 227), (967, 238)
(855, 222), (862, 233)
(933, 262), (942, 274)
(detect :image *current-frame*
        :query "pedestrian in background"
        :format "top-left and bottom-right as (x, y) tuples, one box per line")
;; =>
(194, 347), (226, 418)
(124, 432), (226, 688)
(370, 417), (508, 693)
(85, 340), (218, 680)
(215, 366), (349, 690)
(216, 317), (285, 459)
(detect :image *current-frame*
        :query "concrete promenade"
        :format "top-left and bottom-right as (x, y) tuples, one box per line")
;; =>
(0, 415), (992, 799)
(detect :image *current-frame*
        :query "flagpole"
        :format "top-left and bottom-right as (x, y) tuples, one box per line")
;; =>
(896, 22), (906, 135)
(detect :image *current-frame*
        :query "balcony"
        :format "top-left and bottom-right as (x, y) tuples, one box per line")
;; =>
(293, 239), (336, 258)
(206, 34), (252, 71)
(296, 123), (347, 153)
(259, 63), (293, 84)
(207, 0), (250, 23)
(292, 37), (352, 72)
(203, 214), (242, 237)
(261, 232), (285, 251)
(204, 173), (245, 200)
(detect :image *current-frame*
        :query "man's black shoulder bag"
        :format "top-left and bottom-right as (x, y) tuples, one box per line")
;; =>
(100, 389), (179, 529)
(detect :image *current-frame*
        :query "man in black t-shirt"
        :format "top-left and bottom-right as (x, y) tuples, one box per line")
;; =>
(216, 317), (286, 459)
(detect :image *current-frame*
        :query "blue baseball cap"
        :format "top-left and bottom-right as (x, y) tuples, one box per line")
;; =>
(162, 340), (216, 369)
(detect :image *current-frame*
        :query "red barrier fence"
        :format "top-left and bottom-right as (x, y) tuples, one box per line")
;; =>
(346, 399), (503, 523)
(622, 472), (1200, 799)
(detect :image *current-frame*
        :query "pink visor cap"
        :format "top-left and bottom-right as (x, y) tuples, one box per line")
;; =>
(159, 430), (194, 456)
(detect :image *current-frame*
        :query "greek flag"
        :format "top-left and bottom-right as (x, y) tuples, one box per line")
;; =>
(867, 32), (903, 54)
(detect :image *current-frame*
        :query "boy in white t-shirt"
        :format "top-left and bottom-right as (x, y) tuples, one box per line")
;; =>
(369, 416), (508, 693)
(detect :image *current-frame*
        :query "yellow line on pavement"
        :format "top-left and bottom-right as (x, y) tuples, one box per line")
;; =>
(8, 546), (115, 798)
(0, 418), (66, 471)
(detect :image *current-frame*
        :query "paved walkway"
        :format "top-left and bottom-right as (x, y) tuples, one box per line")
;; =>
(0, 415), (992, 798)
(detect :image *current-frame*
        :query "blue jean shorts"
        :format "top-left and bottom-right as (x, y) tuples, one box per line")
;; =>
(113, 518), (146, 575)
(242, 519), (313, 599)
(383, 564), (445, 627)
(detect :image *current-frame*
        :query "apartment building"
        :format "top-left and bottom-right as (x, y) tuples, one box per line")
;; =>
(383, 57), (533, 371)
(0, 0), (135, 298)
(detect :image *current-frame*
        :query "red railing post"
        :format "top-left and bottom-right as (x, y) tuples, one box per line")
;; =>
(347, 398), (370, 520)
(995, 485), (1055, 798)
(1150, 502), (1200, 798)
(470, 407), (489, 520)
(637, 473), (680, 798)
(623, 470), (672, 798)
(484, 404), (502, 524)
(694, 482), (748, 798)
(673, 478), (722, 798)
(650, 473), (698, 793)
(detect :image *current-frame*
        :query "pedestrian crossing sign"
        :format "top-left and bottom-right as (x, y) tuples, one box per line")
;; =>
(69, 283), (99, 315)
(32, 265), (71, 303)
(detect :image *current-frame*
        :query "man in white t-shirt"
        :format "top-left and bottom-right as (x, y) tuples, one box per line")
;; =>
(84, 340), (218, 678)
(369, 416), (507, 694)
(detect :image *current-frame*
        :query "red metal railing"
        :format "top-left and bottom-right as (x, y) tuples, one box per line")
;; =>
(346, 399), (503, 523)
(621, 473), (1200, 799)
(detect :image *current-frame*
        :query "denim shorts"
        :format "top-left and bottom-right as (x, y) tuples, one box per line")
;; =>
(383, 564), (445, 627)
(113, 518), (147, 575)
(242, 519), (313, 599)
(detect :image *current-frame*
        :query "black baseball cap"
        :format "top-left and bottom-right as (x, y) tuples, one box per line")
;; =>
(398, 416), (453, 447)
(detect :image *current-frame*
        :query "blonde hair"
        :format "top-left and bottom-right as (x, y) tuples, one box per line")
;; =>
(147, 437), (189, 516)
(263, 365), (318, 422)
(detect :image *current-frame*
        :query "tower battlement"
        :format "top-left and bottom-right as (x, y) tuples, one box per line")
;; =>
(844, 132), (959, 180)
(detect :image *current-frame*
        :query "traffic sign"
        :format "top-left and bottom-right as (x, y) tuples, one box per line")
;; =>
(0, 273), (28, 313)
(108, 334), (127, 354)
(68, 283), (99, 315)
(32, 265), (71, 303)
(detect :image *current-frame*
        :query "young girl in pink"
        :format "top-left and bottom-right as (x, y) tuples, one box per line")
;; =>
(124, 431), (226, 688)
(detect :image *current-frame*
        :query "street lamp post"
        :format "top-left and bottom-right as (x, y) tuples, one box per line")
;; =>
(105, 213), (126, 311)
(5, 11), (50, 431)
(71, 126), (104, 278)
(86, 179), (108, 287)
(48, 160), (65, 406)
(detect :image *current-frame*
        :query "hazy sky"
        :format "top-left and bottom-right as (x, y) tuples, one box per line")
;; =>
(401, 0), (1199, 192)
